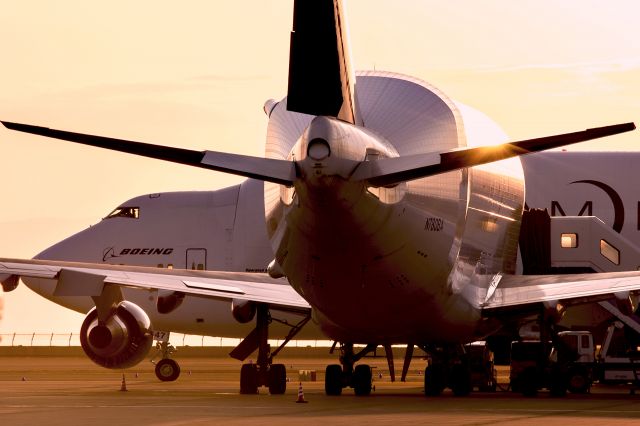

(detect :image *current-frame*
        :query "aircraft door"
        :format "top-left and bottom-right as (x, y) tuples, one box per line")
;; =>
(186, 248), (207, 270)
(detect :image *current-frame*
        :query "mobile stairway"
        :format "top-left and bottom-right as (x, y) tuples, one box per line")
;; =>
(520, 208), (640, 335)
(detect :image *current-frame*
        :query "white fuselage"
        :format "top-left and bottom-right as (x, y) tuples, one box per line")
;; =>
(26, 179), (321, 339)
(264, 72), (524, 344)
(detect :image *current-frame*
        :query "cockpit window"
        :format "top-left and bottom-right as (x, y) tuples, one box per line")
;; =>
(104, 206), (139, 220)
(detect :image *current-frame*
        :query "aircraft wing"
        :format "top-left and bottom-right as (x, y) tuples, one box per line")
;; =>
(481, 271), (640, 316)
(0, 257), (310, 313)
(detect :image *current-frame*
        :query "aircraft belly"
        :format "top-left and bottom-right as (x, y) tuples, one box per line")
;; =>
(279, 184), (477, 343)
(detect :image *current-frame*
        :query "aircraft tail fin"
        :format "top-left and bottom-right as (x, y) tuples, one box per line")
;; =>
(287, 0), (358, 124)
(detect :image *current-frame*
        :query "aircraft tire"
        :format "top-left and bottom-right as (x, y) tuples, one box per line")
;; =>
(325, 364), (343, 396)
(424, 364), (445, 396)
(567, 367), (591, 394)
(155, 358), (180, 382)
(268, 363), (287, 395)
(519, 367), (538, 397)
(450, 364), (472, 396)
(353, 364), (372, 396)
(240, 363), (259, 394)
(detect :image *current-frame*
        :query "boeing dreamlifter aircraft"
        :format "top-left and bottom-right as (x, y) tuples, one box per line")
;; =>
(1, 0), (639, 396)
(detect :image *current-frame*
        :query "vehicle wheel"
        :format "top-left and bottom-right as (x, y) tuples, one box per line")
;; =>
(567, 367), (591, 394)
(550, 379), (567, 397)
(325, 364), (343, 396)
(353, 364), (372, 396)
(268, 363), (287, 395)
(450, 364), (472, 396)
(519, 367), (538, 397)
(240, 363), (259, 394)
(547, 364), (567, 397)
(155, 358), (180, 382)
(424, 364), (445, 396)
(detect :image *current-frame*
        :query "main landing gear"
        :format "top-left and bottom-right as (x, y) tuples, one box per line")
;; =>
(422, 345), (473, 397)
(151, 331), (181, 382)
(325, 343), (377, 396)
(231, 304), (310, 395)
(324, 343), (417, 396)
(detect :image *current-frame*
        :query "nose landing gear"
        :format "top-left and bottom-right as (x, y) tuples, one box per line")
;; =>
(151, 331), (181, 382)
(155, 358), (181, 382)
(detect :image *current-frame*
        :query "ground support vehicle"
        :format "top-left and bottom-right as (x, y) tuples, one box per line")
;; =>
(510, 320), (640, 396)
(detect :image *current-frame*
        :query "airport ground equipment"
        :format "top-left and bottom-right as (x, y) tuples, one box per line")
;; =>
(510, 320), (640, 396)
(488, 209), (640, 364)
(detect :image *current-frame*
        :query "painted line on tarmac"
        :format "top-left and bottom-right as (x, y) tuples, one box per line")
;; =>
(450, 408), (640, 414)
(5, 405), (640, 413)
(3, 405), (273, 409)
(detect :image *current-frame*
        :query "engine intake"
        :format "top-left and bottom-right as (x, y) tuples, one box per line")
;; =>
(80, 301), (153, 369)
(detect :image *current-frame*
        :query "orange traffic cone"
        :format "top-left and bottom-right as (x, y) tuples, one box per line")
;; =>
(296, 382), (308, 403)
(120, 373), (128, 392)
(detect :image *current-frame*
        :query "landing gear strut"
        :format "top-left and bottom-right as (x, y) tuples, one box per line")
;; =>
(325, 343), (376, 396)
(151, 331), (181, 382)
(231, 304), (310, 395)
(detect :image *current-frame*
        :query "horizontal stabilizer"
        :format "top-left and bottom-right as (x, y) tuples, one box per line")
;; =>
(354, 122), (636, 187)
(1, 121), (296, 186)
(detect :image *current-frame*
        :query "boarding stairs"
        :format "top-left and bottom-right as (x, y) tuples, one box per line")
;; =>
(549, 215), (640, 273)
(520, 209), (640, 333)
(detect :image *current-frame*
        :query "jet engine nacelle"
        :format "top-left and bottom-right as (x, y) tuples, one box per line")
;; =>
(231, 298), (256, 323)
(0, 274), (19, 292)
(156, 290), (185, 314)
(80, 301), (153, 369)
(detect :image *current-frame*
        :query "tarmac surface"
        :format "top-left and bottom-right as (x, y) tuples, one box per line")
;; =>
(1, 347), (640, 425)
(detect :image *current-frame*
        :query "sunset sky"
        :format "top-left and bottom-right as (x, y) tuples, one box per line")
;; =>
(1, 0), (639, 338)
